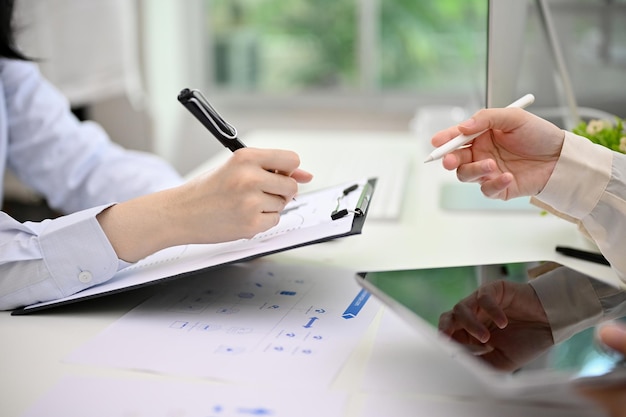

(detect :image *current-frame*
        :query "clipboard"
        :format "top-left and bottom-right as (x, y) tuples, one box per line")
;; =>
(12, 178), (376, 315)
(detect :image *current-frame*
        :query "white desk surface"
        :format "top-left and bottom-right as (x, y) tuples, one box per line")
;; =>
(1, 128), (615, 417)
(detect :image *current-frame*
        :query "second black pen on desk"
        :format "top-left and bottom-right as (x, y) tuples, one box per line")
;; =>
(555, 245), (610, 266)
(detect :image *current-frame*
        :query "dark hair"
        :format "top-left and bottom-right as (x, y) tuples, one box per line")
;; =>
(0, 0), (30, 60)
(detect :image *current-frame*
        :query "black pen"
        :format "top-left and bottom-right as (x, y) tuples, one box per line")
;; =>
(178, 88), (246, 152)
(555, 245), (610, 266)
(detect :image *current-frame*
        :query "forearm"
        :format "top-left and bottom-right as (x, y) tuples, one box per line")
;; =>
(96, 187), (189, 263)
(95, 173), (263, 263)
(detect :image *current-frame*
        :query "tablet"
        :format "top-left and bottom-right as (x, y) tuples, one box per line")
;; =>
(355, 261), (626, 403)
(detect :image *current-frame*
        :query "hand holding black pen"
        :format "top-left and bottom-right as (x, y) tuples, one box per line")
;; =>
(178, 88), (313, 199)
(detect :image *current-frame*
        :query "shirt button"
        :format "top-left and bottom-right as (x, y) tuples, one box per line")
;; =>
(78, 271), (93, 283)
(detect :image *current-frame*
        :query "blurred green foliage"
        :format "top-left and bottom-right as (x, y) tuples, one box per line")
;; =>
(572, 118), (626, 153)
(208, 0), (486, 91)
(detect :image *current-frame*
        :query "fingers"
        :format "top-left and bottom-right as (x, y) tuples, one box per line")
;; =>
(233, 147), (302, 174)
(455, 159), (497, 182)
(259, 168), (298, 201)
(291, 168), (314, 184)
(439, 299), (492, 343)
(260, 192), (290, 214)
(431, 107), (538, 169)
(232, 147), (310, 200)
(431, 124), (464, 148)
(430, 116), (490, 149)
(254, 148), (303, 176)
(455, 303), (492, 343)
(479, 173), (514, 199)
(459, 108), (531, 137)
(441, 148), (473, 171)
(598, 324), (626, 355)
(438, 311), (457, 336)
(452, 157), (514, 199)
(438, 283), (508, 343)
(476, 285), (508, 329)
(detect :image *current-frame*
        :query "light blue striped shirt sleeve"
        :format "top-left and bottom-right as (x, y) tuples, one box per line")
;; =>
(535, 131), (626, 283)
(0, 206), (120, 309)
(0, 59), (184, 310)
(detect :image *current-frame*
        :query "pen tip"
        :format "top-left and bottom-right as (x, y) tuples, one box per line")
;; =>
(423, 156), (434, 163)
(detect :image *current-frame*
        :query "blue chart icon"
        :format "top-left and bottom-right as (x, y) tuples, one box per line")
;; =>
(303, 317), (318, 328)
(342, 289), (370, 319)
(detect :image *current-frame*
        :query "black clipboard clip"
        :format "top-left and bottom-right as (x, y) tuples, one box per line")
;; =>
(178, 88), (245, 152)
(331, 182), (373, 220)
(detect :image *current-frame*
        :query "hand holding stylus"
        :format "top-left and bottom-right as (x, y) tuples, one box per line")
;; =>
(425, 94), (536, 162)
(429, 94), (565, 201)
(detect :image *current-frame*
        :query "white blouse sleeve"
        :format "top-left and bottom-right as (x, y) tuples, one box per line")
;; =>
(535, 131), (626, 283)
(531, 131), (626, 341)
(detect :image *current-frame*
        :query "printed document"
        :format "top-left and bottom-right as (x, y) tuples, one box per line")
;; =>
(66, 259), (380, 387)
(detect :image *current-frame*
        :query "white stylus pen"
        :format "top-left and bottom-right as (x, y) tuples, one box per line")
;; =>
(424, 93), (536, 163)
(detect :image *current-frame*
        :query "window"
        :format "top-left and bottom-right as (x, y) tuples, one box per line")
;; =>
(206, 0), (487, 103)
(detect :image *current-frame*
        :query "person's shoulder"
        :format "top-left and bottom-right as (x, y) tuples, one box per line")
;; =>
(0, 58), (40, 84)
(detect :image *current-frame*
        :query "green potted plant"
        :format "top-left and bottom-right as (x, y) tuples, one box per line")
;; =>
(572, 117), (626, 153)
